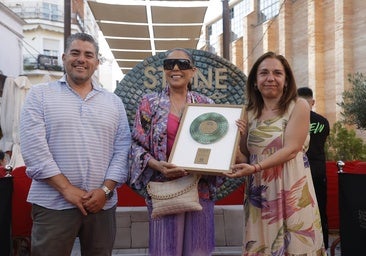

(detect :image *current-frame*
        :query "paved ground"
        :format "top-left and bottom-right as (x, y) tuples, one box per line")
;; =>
(71, 231), (341, 256)
(71, 245), (242, 256)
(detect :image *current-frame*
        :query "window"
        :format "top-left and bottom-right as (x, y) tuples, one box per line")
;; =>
(41, 2), (62, 22)
(231, 0), (252, 41)
(208, 20), (223, 54)
(258, 0), (280, 23)
(43, 39), (59, 56)
(208, 25), (212, 36)
(43, 39), (61, 66)
(207, 0), (252, 54)
(43, 50), (58, 57)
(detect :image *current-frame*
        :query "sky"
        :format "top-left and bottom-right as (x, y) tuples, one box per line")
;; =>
(97, 0), (223, 92)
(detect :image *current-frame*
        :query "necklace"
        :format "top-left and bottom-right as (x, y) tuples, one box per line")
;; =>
(171, 100), (185, 119)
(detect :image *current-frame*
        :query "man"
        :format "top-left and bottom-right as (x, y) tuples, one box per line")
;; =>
(20, 33), (131, 255)
(297, 87), (330, 249)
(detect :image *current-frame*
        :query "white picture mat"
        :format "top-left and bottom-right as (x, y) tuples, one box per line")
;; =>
(169, 104), (244, 173)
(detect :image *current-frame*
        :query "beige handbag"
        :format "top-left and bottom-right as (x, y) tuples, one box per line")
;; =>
(146, 174), (202, 219)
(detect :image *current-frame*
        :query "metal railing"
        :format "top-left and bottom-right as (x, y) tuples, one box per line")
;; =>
(23, 54), (63, 72)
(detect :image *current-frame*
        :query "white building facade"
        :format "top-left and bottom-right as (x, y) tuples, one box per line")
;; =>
(0, 2), (25, 77)
(0, 0), (116, 88)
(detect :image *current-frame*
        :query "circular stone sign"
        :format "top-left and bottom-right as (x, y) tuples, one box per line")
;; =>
(115, 49), (247, 201)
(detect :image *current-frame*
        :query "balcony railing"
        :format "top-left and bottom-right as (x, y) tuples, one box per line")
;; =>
(7, 2), (63, 22)
(24, 54), (63, 72)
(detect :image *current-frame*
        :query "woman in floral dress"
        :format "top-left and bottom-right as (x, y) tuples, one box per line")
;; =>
(227, 52), (326, 255)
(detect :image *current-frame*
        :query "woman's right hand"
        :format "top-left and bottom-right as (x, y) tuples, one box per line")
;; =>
(157, 160), (188, 178)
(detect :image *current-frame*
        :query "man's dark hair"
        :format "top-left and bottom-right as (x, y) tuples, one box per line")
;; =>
(0, 150), (5, 161)
(65, 33), (99, 56)
(297, 87), (313, 98)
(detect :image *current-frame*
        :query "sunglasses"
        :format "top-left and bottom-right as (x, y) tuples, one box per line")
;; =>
(163, 59), (193, 70)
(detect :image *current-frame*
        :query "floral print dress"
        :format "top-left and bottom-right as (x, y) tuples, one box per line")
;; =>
(129, 86), (225, 255)
(243, 101), (326, 256)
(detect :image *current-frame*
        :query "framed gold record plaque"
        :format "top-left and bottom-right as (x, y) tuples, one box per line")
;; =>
(168, 104), (245, 175)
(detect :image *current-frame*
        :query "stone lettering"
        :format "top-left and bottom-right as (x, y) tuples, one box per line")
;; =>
(144, 66), (158, 89)
(215, 68), (227, 89)
(144, 66), (229, 90)
(194, 68), (212, 88)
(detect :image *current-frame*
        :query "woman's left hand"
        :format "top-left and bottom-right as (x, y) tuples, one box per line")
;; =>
(236, 119), (247, 136)
(223, 163), (256, 178)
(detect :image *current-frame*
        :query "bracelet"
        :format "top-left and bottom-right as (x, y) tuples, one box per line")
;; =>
(252, 164), (258, 173)
(257, 162), (263, 171)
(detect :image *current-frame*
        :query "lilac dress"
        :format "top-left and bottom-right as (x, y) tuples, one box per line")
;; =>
(129, 86), (225, 256)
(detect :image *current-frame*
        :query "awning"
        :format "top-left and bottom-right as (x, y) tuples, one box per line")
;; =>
(87, 0), (210, 74)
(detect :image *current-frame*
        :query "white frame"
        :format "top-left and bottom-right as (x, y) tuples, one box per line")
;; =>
(168, 104), (245, 175)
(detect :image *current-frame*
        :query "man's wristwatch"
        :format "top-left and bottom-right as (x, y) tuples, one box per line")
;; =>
(101, 185), (113, 200)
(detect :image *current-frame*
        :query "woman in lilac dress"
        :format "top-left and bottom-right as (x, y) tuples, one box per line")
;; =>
(129, 48), (224, 256)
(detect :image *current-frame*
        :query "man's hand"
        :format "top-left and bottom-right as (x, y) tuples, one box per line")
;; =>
(45, 174), (88, 215)
(82, 189), (107, 214)
(61, 185), (89, 215)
